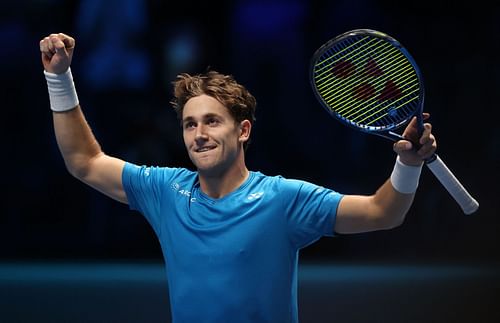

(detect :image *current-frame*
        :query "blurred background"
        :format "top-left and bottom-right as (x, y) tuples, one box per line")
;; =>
(1, 0), (499, 322)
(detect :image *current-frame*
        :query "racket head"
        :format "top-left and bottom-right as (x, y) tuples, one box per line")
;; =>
(310, 29), (425, 137)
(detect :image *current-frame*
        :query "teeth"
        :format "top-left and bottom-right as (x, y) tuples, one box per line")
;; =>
(197, 147), (213, 152)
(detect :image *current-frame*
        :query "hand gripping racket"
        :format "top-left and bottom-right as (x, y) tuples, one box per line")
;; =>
(310, 29), (479, 214)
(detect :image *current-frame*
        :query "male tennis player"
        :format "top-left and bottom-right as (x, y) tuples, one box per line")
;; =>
(40, 33), (436, 323)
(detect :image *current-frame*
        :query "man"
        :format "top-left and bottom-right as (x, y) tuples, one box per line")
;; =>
(40, 33), (436, 323)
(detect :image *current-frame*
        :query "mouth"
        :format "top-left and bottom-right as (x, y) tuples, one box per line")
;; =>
(195, 145), (217, 153)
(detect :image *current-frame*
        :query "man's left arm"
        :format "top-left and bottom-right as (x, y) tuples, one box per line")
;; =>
(334, 114), (436, 234)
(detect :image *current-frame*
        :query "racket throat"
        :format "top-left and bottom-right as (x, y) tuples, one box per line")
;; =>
(376, 131), (405, 142)
(380, 130), (421, 153)
(384, 131), (437, 164)
(387, 131), (405, 141)
(384, 130), (421, 150)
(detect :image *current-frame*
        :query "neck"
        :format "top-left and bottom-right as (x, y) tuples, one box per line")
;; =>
(198, 158), (249, 199)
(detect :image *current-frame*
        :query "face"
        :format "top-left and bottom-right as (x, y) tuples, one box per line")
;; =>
(182, 94), (250, 176)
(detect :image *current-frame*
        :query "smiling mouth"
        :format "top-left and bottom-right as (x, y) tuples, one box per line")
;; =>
(195, 146), (216, 153)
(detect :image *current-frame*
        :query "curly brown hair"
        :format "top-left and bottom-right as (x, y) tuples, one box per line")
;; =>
(171, 71), (256, 123)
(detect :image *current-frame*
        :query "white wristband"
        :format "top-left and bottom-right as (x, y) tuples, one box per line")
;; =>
(44, 68), (79, 112)
(390, 156), (423, 194)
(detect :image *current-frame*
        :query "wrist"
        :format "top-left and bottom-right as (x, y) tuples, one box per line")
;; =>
(398, 155), (424, 167)
(390, 156), (423, 194)
(44, 67), (79, 112)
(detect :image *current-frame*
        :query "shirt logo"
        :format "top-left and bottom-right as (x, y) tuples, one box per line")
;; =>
(247, 192), (264, 201)
(171, 182), (192, 198)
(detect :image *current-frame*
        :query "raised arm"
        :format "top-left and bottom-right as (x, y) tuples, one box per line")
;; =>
(334, 114), (437, 234)
(40, 33), (127, 204)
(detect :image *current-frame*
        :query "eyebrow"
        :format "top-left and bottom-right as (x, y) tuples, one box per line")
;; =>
(181, 116), (194, 124)
(182, 113), (224, 124)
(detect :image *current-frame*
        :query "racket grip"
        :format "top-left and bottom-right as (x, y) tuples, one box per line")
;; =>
(425, 155), (479, 215)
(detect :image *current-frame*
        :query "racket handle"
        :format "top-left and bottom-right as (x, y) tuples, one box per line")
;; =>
(425, 155), (479, 215)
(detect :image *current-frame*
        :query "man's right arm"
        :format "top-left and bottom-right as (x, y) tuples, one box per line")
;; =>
(41, 33), (128, 204)
(53, 107), (127, 203)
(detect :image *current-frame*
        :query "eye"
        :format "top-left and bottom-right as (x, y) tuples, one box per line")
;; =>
(207, 117), (220, 126)
(184, 121), (196, 129)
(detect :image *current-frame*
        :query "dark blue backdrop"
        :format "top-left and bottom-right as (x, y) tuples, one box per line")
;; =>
(1, 0), (498, 266)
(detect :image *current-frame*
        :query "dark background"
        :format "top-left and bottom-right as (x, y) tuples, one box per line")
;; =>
(1, 0), (499, 267)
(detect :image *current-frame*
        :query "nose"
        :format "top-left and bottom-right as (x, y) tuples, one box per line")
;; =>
(194, 124), (208, 143)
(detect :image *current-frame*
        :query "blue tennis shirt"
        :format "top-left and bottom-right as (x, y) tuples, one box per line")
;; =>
(122, 163), (343, 323)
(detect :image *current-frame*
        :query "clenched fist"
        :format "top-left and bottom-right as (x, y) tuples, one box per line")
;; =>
(40, 33), (75, 74)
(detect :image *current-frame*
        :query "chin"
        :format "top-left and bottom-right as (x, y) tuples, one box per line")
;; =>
(196, 161), (227, 176)
(192, 159), (216, 172)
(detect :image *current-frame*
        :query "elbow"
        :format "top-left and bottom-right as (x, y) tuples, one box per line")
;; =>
(384, 215), (405, 230)
(374, 210), (407, 230)
(66, 162), (89, 180)
(370, 194), (411, 230)
(63, 154), (98, 181)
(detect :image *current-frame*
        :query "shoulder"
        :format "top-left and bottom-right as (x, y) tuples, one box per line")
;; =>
(249, 171), (314, 194)
(124, 162), (197, 184)
(255, 171), (342, 198)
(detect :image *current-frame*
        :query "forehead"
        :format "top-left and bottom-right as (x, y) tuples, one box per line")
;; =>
(182, 94), (233, 120)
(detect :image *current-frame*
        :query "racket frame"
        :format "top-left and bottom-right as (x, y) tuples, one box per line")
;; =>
(310, 28), (426, 143)
(310, 29), (478, 214)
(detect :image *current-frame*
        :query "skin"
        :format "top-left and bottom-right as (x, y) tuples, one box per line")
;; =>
(40, 33), (437, 235)
(182, 94), (251, 198)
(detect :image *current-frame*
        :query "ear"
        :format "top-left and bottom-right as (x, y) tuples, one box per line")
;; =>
(238, 120), (252, 144)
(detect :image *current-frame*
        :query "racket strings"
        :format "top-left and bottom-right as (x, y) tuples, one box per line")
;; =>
(312, 35), (421, 130)
(315, 39), (405, 99)
(316, 44), (400, 93)
(322, 54), (412, 110)
(319, 55), (417, 123)
(355, 88), (420, 125)
(337, 67), (418, 117)
(314, 37), (379, 81)
(315, 38), (392, 86)
(316, 38), (407, 95)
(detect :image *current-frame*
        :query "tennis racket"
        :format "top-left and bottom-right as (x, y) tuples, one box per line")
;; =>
(310, 29), (478, 215)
